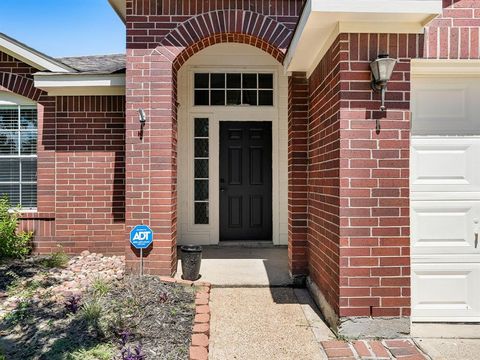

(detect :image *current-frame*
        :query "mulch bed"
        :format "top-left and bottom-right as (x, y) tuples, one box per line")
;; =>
(0, 256), (196, 360)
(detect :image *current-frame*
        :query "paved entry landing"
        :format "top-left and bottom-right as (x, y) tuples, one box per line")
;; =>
(176, 245), (291, 286)
(209, 287), (333, 360)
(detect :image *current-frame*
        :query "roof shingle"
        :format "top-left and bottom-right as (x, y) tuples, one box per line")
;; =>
(56, 54), (125, 74)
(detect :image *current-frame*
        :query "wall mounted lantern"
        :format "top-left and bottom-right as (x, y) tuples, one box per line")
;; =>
(138, 108), (147, 139)
(370, 54), (397, 111)
(138, 108), (147, 125)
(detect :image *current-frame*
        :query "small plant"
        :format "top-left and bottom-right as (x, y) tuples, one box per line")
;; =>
(0, 195), (33, 259)
(67, 343), (115, 360)
(81, 299), (104, 333)
(158, 292), (168, 303)
(118, 329), (132, 346)
(118, 344), (145, 360)
(91, 277), (111, 297)
(64, 294), (82, 314)
(4, 299), (32, 325)
(39, 245), (69, 268)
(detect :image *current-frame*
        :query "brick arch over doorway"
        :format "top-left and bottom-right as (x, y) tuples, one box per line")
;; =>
(125, 7), (301, 275)
(157, 9), (293, 66)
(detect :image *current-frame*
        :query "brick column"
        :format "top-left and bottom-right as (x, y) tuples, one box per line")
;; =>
(306, 33), (422, 337)
(287, 72), (309, 276)
(125, 48), (177, 275)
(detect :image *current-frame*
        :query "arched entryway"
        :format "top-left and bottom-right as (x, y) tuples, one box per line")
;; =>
(124, 10), (307, 278)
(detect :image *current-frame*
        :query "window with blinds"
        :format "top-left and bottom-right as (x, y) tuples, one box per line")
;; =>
(0, 106), (37, 208)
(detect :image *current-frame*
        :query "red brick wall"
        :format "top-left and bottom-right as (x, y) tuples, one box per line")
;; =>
(307, 33), (423, 319)
(425, 0), (480, 59)
(307, 36), (342, 314)
(338, 33), (422, 318)
(288, 72), (309, 276)
(0, 51), (36, 76)
(125, 0), (303, 275)
(53, 96), (125, 254)
(0, 52), (126, 255)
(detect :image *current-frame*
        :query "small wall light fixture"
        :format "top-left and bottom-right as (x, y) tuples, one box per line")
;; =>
(138, 108), (147, 140)
(370, 54), (397, 111)
(138, 108), (147, 125)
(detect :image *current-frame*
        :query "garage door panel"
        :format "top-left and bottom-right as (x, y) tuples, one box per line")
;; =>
(412, 77), (480, 136)
(412, 263), (480, 321)
(411, 201), (480, 255)
(411, 138), (480, 193)
(412, 72), (480, 323)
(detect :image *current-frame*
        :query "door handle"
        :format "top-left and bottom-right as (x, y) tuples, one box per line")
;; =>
(475, 219), (479, 249)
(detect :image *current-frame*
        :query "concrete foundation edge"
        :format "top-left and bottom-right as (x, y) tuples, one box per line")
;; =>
(306, 276), (411, 338)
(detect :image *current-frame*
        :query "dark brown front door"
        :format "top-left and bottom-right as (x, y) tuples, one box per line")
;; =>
(219, 121), (272, 241)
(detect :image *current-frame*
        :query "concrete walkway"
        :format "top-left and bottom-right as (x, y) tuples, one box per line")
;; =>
(176, 245), (291, 286)
(415, 338), (480, 360)
(209, 287), (334, 360)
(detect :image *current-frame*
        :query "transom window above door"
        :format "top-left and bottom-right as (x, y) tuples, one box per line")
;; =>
(194, 73), (274, 106)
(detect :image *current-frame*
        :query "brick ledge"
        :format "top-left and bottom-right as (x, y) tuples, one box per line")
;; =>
(18, 212), (55, 220)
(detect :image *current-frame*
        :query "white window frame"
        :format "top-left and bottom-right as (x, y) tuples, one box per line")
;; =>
(0, 103), (38, 210)
(192, 71), (275, 107)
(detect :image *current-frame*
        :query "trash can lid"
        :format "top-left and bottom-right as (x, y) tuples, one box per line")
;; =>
(180, 245), (202, 252)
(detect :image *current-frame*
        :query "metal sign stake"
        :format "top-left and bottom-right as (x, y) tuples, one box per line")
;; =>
(140, 248), (144, 276)
(130, 224), (153, 277)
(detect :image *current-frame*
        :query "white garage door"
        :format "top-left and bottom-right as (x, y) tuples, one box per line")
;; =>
(411, 74), (480, 322)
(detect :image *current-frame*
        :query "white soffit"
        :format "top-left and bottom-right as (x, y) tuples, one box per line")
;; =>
(108, 0), (126, 23)
(34, 73), (126, 96)
(412, 59), (480, 77)
(285, 0), (443, 77)
(0, 33), (73, 73)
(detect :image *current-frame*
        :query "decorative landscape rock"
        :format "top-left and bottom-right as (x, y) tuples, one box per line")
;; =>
(0, 253), (196, 359)
(48, 253), (125, 299)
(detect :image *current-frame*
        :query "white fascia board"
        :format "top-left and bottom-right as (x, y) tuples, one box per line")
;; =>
(0, 34), (73, 73)
(108, 0), (126, 23)
(411, 59), (480, 77)
(311, 0), (442, 15)
(285, 0), (443, 76)
(34, 73), (126, 96)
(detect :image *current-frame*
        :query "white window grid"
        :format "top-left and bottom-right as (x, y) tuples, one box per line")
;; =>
(0, 105), (37, 208)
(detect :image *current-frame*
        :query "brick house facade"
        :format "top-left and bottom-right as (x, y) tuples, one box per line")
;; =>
(1, 0), (480, 336)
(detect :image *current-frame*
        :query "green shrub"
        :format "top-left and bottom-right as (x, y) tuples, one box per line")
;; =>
(91, 277), (111, 297)
(39, 246), (69, 268)
(81, 299), (104, 331)
(0, 196), (33, 259)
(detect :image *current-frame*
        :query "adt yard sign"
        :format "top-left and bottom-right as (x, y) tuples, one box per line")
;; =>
(130, 225), (153, 249)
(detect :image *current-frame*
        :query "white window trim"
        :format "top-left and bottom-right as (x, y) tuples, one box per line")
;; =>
(183, 65), (282, 245)
(0, 103), (38, 211)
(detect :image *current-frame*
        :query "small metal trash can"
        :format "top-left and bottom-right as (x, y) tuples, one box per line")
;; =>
(180, 245), (202, 281)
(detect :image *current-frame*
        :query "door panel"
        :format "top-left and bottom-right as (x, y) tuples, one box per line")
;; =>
(220, 122), (272, 240)
(411, 138), (480, 193)
(412, 263), (480, 321)
(411, 201), (480, 255)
